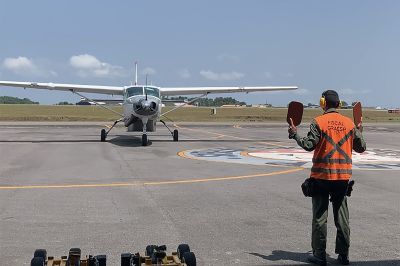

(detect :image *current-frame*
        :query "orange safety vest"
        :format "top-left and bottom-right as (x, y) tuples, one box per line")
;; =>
(311, 112), (355, 180)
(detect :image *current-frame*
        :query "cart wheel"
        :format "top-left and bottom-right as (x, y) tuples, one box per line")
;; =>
(31, 257), (45, 266)
(95, 255), (107, 266)
(182, 252), (196, 266)
(121, 253), (132, 266)
(145, 245), (157, 257)
(69, 247), (81, 255)
(33, 249), (47, 261)
(177, 244), (190, 259)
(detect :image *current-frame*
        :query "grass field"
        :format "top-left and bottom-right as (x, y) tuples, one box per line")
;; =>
(0, 104), (399, 122)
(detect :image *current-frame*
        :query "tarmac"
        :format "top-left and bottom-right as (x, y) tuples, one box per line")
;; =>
(0, 122), (399, 265)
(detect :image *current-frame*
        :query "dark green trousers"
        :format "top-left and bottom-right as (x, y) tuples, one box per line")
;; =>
(311, 180), (350, 257)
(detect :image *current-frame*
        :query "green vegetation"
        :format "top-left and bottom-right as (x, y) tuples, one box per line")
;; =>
(56, 101), (74, 105)
(195, 97), (246, 106)
(0, 105), (121, 121)
(0, 96), (39, 104)
(0, 105), (398, 122)
(162, 96), (246, 106)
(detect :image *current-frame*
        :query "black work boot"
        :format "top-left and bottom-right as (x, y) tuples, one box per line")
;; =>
(307, 253), (327, 266)
(337, 253), (350, 265)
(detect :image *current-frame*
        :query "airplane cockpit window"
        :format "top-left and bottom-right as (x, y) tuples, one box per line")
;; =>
(144, 87), (160, 98)
(125, 87), (144, 97)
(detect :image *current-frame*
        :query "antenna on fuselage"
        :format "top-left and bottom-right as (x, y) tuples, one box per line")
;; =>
(134, 61), (138, 85)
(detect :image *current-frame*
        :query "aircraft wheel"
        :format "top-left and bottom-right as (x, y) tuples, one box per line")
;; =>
(101, 129), (106, 142)
(177, 244), (190, 260)
(173, 129), (179, 141)
(95, 255), (107, 266)
(31, 257), (45, 266)
(182, 252), (196, 266)
(142, 134), (148, 146)
(121, 253), (132, 266)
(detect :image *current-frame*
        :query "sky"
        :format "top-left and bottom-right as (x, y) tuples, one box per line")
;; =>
(0, 0), (399, 107)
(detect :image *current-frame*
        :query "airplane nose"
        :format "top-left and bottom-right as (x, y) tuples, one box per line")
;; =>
(133, 100), (158, 115)
(149, 101), (157, 111)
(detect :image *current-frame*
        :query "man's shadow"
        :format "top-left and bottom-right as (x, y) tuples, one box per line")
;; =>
(249, 250), (313, 265)
(249, 250), (400, 265)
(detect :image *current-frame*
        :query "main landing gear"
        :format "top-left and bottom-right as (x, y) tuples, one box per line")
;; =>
(161, 120), (179, 142)
(100, 119), (122, 142)
(140, 119), (179, 146)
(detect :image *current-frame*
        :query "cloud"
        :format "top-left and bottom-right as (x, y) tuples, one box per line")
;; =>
(140, 67), (156, 76)
(2, 56), (57, 77)
(200, 70), (244, 81)
(69, 54), (125, 78)
(178, 69), (191, 79)
(217, 54), (240, 63)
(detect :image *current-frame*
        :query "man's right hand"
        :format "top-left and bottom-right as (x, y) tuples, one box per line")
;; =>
(357, 116), (363, 133)
(288, 117), (297, 139)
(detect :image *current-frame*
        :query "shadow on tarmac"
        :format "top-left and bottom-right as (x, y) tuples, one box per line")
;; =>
(0, 140), (100, 143)
(108, 136), (152, 147)
(249, 250), (400, 265)
(108, 135), (282, 146)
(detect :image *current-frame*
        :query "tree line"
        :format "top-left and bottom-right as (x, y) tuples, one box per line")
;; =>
(0, 96), (39, 104)
(163, 96), (246, 107)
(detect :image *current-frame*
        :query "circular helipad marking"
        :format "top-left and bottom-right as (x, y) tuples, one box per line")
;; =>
(179, 147), (400, 170)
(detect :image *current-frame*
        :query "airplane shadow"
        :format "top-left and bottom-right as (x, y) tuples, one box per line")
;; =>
(248, 250), (400, 266)
(108, 135), (152, 147)
(108, 134), (283, 146)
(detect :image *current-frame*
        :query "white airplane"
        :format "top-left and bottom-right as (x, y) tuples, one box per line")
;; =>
(0, 64), (297, 146)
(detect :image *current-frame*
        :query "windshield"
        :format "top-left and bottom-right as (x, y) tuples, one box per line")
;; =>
(145, 87), (160, 98)
(125, 87), (143, 97)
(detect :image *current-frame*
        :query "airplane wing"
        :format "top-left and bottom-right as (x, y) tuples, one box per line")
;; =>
(159, 86), (298, 96)
(0, 81), (124, 95)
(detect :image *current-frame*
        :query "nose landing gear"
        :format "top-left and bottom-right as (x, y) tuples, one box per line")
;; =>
(142, 134), (148, 146)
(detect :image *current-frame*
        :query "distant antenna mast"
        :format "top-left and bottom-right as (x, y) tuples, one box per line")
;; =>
(145, 74), (148, 86)
(134, 61), (138, 85)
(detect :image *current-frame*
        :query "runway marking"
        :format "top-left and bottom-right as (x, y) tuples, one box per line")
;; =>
(0, 183), (137, 190)
(0, 168), (303, 190)
(174, 124), (287, 147)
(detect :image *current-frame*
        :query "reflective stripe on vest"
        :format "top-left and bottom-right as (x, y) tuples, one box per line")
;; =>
(311, 113), (355, 180)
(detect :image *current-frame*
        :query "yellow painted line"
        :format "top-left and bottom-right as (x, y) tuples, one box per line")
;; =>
(144, 168), (303, 185)
(0, 183), (139, 190)
(174, 124), (227, 138)
(174, 124), (287, 147)
(239, 151), (295, 168)
(0, 168), (303, 190)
